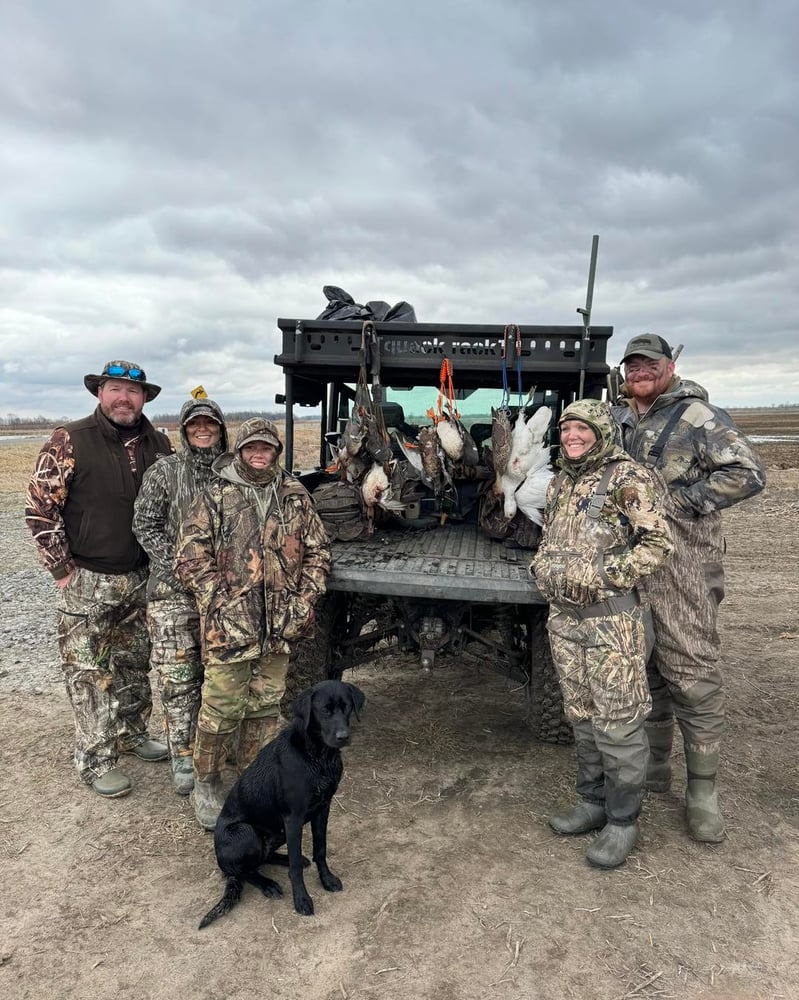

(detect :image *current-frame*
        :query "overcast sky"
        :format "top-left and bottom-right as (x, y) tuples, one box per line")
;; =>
(1, 0), (797, 420)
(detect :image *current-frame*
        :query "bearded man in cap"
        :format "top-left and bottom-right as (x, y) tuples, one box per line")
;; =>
(26, 361), (173, 798)
(133, 389), (228, 796)
(175, 417), (331, 830)
(612, 335), (765, 842)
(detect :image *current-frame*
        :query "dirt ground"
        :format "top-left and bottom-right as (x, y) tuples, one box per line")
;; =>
(1, 420), (797, 1000)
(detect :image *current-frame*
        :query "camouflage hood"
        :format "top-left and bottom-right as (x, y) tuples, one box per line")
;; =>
(178, 397), (228, 456)
(557, 398), (623, 475)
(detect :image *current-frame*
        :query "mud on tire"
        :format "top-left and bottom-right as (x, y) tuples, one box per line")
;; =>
(281, 593), (346, 715)
(524, 605), (573, 744)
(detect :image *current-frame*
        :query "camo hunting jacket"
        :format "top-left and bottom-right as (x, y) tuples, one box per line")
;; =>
(532, 399), (673, 609)
(175, 461), (331, 663)
(611, 378), (765, 518)
(133, 397), (228, 599)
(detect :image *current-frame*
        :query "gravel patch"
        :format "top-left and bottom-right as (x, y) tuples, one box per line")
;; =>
(0, 503), (63, 692)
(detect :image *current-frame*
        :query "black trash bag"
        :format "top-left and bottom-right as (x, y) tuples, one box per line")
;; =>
(317, 286), (417, 323)
(366, 300), (391, 321)
(316, 286), (372, 321)
(384, 300), (417, 323)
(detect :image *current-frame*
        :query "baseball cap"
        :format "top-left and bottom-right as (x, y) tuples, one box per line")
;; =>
(183, 405), (222, 425)
(621, 334), (673, 363)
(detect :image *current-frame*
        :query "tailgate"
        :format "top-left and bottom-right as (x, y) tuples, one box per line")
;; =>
(327, 524), (545, 604)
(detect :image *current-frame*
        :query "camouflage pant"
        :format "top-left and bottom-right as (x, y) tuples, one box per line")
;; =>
(56, 566), (153, 784)
(547, 604), (651, 732)
(640, 511), (725, 751)
(147, 594), (202, 759)
(198, 651), (290, 737)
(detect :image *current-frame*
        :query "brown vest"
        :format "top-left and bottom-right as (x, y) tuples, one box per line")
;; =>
(62, 407), (171, 574)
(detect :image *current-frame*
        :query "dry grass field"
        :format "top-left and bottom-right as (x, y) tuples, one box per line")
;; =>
(0, 409), (797, 1000)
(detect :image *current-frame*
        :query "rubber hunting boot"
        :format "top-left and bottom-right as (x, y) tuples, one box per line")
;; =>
(92, 768), (132, 799)
(645, 718), (674, 793)
(586, 823), (639, 869)
(549, 800), (607, 835)
(685, 749), (725, 843)
(170, 756), (194, 796)
(644, 658), (674, 793)
(236, 716), (280, 772)
(549, 721), (606, 834)
(589, 720), (647, 869)
(191, 729), (228, 831)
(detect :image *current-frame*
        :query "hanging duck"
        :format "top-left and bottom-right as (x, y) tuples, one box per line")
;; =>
(500, 405), (552, 518)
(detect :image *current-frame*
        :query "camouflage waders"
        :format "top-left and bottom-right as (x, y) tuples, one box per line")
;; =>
(547, 604), (651, 863)
(639, 507), (726, 754)
(146, 594), (202, 761)
(546, 604), (652, 732)
(56, 566), (153, 784)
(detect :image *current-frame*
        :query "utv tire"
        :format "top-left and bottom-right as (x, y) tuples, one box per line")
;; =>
(525, 606), (573, 744)
(281, 593), (346, 716)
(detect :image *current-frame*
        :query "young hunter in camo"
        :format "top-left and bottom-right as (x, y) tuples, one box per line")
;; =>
(612, 334), (765, 842)
(532, 398), (673, 868)
(133, 395), (229, 795)
(175, 417), (331, 829)
(25, 361), (173, 796)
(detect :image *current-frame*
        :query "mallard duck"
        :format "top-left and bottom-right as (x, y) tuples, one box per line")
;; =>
(361, 462), (407, 514)
(393, 430), (424, 475)
(418, 425), (450, 495)
(490, 407), (513, 487)
(435, 412), (464, 461)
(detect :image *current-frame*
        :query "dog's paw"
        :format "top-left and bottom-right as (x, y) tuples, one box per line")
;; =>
(293, 892), (315, 916)
(320, 871), (343, 893)
(259, 878), (283, 899)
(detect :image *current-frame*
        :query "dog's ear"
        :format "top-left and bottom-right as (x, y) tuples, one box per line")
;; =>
(345, 683), (365, 720)
(294, 689), (314, 730)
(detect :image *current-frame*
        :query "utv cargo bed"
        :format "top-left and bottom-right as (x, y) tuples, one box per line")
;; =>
(326, 525), (544, 604)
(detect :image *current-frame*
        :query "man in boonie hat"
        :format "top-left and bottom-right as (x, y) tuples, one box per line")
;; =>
(134, 387), (229, 796)
(175, 416), (331, 830)
(612, 335), (765, 844)
(25, 360), (172, 799)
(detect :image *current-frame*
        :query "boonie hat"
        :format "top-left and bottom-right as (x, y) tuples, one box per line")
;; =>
(183, 405), (222, 425)
(621, 334), (673, 363)
(84, 360), (161, 401)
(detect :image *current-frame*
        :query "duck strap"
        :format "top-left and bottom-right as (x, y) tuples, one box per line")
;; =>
(642, 402), (691, 469)
(500, 324), (524, 411)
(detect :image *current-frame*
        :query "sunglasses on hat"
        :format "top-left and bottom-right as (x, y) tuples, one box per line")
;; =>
(104, 363), (146, 381)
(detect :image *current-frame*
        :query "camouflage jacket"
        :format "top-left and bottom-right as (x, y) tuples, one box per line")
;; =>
(175, 455), (331, 663)
(532, 399), (673, 608)
(612, 378), (765, 518)
(25, 407), (172, 579)
(133, 397), (228, 599)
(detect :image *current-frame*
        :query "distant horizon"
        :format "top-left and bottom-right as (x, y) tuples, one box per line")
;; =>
(2, 400), (798, 429)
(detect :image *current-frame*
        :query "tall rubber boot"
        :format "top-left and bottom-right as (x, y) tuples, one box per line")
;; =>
(587, 721), (647, 869)
(237, 716), (280, 772)
(685, 748), (725, 843)
(645, 658), (674, 793)
(549, 721), (606, 835)
(191, 728), (229, 831)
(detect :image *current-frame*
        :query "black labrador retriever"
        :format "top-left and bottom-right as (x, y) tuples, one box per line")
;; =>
(199, 679), (365, 928)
